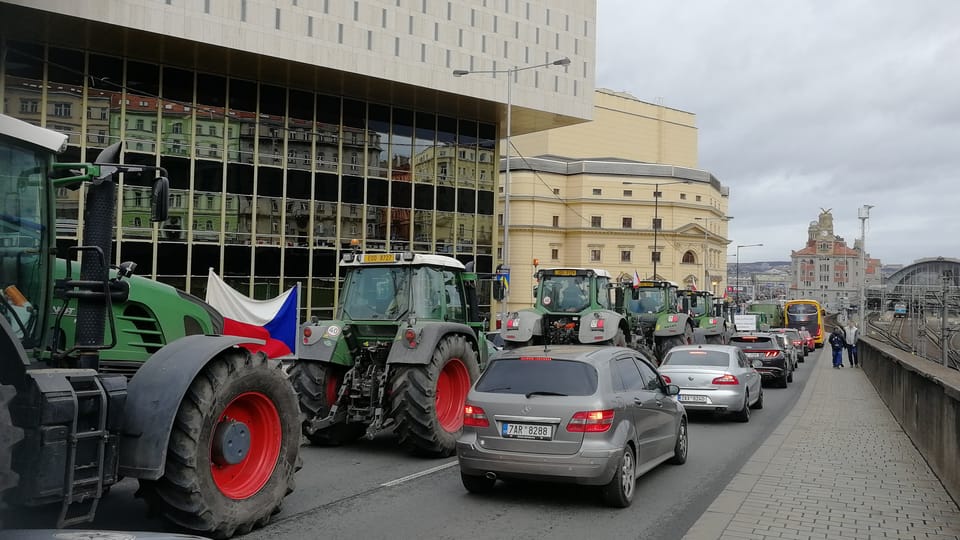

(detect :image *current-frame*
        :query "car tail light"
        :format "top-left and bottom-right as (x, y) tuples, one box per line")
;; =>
(709, 318), (718, 324)
(404, 328), (418, 346)
(667, 315), (679, 323)
(506, 318), (519, 330)
(661, 375), (672, 384)
(590, 318), (605, 330)
(566, 409), (614, 432)
(792, 340), (802, 346)
(712, 374), (739, 385)
(463, 405), (489, 427)
(303, 327), (312, 338)
(763, 351), (779, 358)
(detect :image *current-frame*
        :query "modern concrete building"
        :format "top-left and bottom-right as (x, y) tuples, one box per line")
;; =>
(502, 89), (731, 310)
(0, 0), (596, 318)
(790, 209), (881, 311)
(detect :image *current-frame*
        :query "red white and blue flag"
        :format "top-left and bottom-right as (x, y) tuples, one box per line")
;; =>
(205, 269), (300, 358)
(632, 270), (641, 288)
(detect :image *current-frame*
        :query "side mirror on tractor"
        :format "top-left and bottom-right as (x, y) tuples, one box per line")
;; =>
(151, 176), (170, 222)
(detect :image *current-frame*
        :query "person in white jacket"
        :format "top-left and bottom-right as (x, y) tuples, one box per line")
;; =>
(843, 322), (859, 367)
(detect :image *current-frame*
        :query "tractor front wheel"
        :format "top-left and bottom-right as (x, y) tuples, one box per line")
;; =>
(390, 335), (480, 457)
(139, 350), (300, 539)
(0, 384), (23, 525)
(291, 361), (366, 446)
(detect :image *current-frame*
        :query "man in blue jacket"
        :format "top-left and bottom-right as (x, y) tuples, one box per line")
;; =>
(829, 327), (846, 368)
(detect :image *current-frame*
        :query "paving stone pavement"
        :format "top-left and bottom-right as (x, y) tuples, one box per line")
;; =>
(683, 351), (960, 540)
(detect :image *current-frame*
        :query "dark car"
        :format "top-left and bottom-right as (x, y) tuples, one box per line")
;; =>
(457, 345), (688, 507)
(729, 333), (793, 388)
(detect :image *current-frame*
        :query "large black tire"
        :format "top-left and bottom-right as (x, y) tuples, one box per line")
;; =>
(601, 445), (635, 508)
(659, 323), (695, 359)
(732, 391), (751, 423)
(290, 361), (366, 446)
(0, 384), (23, 524)
(139, 350), (300, 539)
(705, 333), (726, 345)
(390, 334), (480, 457)
(612, 328), (627, 347)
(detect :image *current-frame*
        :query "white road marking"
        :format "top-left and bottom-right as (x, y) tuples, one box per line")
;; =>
(380, 460), (458, 487)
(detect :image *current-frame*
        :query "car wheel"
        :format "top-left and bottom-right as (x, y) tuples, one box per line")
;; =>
(787, 369), (794, 383)
(779, 372), (789, 388)
(461, 472), (496, 494)
(667, 417), (688, 465)
(732, 391), (750, 423)
(750, 389), (764, 410)
(601, 445), (636, 508)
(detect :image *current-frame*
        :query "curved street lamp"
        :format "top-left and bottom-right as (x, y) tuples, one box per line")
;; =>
(453, 57), (571, 325)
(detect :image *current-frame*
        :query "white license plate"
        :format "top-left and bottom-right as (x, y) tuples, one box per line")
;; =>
(678, 395), (708, 403)
(501, 423), (553, 440)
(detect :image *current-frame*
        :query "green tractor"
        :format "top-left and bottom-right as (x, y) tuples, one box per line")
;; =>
(501, 268), (638, 349)
(678, 289), (730, 344)
(624, 279), (695, 363)
(293, 249), (492, 457)
(0, 114), (300, 537)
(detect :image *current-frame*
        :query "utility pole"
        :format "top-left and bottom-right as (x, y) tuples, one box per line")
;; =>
(942, 272), (950, 367)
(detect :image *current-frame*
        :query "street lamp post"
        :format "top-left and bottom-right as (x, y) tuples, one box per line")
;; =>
(623, 180), (691, 279)
(735, 243), (763, 309)
(454, 57), (570, 327)
(858, 204), (873, 332)
(695, 216), (733, 292)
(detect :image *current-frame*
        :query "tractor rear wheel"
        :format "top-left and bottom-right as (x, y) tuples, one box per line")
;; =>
(291, 361), (365, 446)
(0, 384), (23, 523)
(139, 350), (300, 539)
(390, 334), (480, 457)
(659, 323), (695, 358)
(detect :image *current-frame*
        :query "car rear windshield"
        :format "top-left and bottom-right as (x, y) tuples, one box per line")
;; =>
(475, 358), (598, 396)
(662, 350), (730, 367)
(730, 336), (778, 350)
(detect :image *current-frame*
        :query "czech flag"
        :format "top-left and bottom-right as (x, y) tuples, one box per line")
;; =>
(632, 270), (641, 288)
(205, 269), (299, 358)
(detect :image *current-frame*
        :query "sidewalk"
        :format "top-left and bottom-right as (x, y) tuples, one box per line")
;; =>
(683, 350), (960, 540)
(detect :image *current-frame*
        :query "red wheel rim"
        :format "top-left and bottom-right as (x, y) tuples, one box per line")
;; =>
(210, 392), (282, 499)
(435, 357), (471, 433)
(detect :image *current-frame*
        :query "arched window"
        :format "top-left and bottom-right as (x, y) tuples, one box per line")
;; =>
(682, 250), (696, 264)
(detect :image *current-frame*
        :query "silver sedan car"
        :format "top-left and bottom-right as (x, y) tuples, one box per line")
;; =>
(658, 344), (763, 422)
(457, 345), (688, 507)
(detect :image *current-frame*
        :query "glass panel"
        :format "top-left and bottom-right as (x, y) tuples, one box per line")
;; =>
(313, 200), (337, 248)
(54, 146), (81, 238)
(119, 152), (155, 240)
(284, 199), (311, 247)
(413, 112), (435, 185)
(225, 163), (254, 245)
(367, 104), (390, 179)
(458, 213), (475, 254)
(5, 41), (44, 127)
(342, 99), (365, 177)
(457, 187), (476, 214)
(228, 78), (257, 164)
(314, 171), (338, 202)
(44, 47), (84, 147)
(223, 245), (252, 278)
(315, 94), (340, 172)
(477, 214), (493, 255)
(85, 53), (123, 152)
(339, 202), (362, 248)
(391, 108), (413, 182)
(191, 244), (221, 279)
(126, 61), (161, 157)
(478, 122), (496, 192)
(285, 247), (309, 278)
(457, 119), (478, 189)
(255, 247), (281, 277)
(413, 209), (433, 252)
(256, 164), (282, 244)
(258, 84), (285, 166)
(118, 241), (153, 278)
(365, 206), (387, 251)
(435, 211), (455, 254)
(192, 160), (223, 243)
(435, 116), (457, 187)
(437, 185), (455, 213)
(287, 89), (314, 171)
(160, 67), (193, 158)
(157, 243), (188, 275)
(195, 73), (226, 160)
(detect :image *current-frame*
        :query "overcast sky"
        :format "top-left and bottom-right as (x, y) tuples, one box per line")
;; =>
(595, 1), (960, 266)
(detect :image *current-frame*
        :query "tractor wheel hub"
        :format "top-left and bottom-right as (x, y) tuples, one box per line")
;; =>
(212, 419), (250, 466)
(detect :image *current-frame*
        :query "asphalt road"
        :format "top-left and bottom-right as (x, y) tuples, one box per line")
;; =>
(40, 348), (825, 540)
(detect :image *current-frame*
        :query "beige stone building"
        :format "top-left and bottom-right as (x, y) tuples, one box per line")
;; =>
(502, 89), (731, 311)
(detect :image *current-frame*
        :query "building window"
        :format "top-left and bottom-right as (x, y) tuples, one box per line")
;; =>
(592, 188), (601, 196)
(552, 215), (559, 227)
(623, 189), (632, 197)
(136, 119), (145, 131)
(680, 193), (687, 200)
(622, 217), (632, 229)
(551, 248), (559, 260)
(621, 250), (631, 263)
(52, 103), (72, 117)
(172, 122), (183, 134)
(682, 251), (696, 264)
(590, 249), (601, 262)
(19, 99), (39, 114)
(696, 195), (701, 202)
(553, 188), (560, 195)
(591, 216), (601, 228)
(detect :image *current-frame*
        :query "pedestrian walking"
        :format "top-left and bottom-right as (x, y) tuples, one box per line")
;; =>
(829, 327), (846, 368)
(843, 321), (859, 367)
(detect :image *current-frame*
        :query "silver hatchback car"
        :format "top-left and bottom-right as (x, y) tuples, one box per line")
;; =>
(457, 345), (688, 507)
(658, 345), (764, 422)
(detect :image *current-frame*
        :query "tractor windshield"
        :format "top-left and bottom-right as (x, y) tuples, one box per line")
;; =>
(538, 274), (590, 312)
(0, 138), (51, 349)
(339, 266), (410, 320)
(688, 294), (708, 316)
(631, 288), (666, 313)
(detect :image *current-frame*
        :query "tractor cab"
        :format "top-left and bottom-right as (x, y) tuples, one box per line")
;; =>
(678, 289), (730, 344)
(624, 280), (694, 363)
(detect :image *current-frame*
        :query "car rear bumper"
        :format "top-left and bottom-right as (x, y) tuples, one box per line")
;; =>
(676, 388), (743, 411)
(756, 367), (786, 380)
(457, 437), (621, 485)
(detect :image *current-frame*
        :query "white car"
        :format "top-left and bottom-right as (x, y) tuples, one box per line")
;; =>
(658, 344), (763, 422)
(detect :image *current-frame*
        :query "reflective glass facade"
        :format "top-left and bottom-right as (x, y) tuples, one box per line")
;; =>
(2, 40), (497, 319)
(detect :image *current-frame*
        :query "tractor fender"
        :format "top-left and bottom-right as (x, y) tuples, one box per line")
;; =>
(387, 322), (478, 365)
(117, 334), (263, 479)
(297, 320), (353, 366)
(577, 309), (622, 344)
(654, 313), (693, 338)
(502, 309), (541, 344)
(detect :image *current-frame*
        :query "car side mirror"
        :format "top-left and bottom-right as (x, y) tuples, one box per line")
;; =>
(665, 384), (680, 396)
(752, 359), (763, 369)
